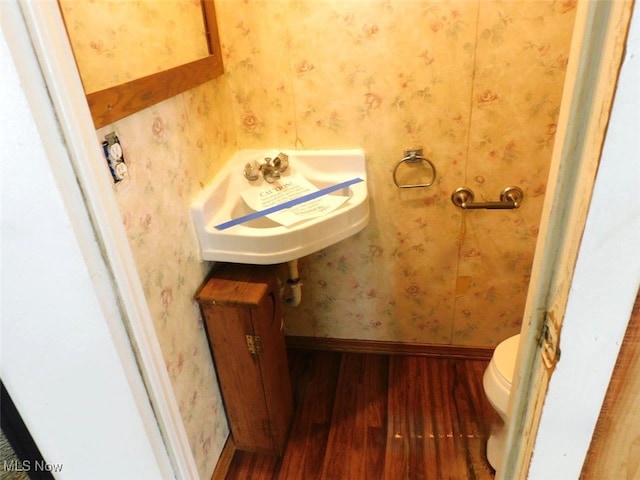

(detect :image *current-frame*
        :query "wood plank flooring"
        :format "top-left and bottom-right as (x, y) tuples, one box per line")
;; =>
(225, 350), (499, 480)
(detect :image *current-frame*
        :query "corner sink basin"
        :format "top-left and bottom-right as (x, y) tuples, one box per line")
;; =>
(190, 149), (369, 264)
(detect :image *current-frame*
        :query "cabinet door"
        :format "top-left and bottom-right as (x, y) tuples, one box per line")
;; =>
(202, 303), (274, 453)
(253, 290), (293, 453)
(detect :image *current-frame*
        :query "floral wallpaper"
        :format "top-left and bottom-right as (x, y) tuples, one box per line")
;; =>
(59, 0), (209, 93)
(453, 0), (576, 344)
(62, 0), (575, 478)
(95, 78), (237, 479)
(216, 0), (576, 346)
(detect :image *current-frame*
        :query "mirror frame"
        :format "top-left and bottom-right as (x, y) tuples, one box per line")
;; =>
(86, 0), (224, 129)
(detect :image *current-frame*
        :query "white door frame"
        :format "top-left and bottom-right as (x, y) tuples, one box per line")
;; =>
(501, 1), (639, 478)
(13, 1), (200, 478)
(2, 3), (175, 478)
(15, 0), (638, 478)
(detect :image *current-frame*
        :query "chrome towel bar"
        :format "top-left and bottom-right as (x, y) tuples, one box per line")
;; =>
(451, 186), (524, 210)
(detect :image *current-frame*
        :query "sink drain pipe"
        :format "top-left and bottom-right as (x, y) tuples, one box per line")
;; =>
(281, 259), (302, 307)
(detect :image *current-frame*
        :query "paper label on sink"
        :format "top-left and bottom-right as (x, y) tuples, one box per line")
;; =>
(240, 174), (349, 227)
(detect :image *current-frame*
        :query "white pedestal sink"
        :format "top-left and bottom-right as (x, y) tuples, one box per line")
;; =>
(190, 149), (369, 264)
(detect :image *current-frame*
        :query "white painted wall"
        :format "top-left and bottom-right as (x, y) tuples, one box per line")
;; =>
(528, 4), (640, 478)
(0, 3), (173, 479)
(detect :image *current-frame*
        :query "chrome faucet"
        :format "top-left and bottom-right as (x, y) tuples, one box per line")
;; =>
(244, 152), (289, 183)
(261, 157), (281, 183)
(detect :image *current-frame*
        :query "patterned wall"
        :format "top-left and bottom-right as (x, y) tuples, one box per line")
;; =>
(63, 0), (575, 477)
(95, 81), (237, 477)
(215, 0), (576, 346)
(59, 0), (208, 93)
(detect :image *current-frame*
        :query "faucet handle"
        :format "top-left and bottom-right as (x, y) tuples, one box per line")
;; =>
(273, 152), (289, 172)
(243, 161), (260, 181)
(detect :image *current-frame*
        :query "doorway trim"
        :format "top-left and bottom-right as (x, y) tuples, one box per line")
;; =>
(15, 1), (200, 478)
(500, 0), (637, 477)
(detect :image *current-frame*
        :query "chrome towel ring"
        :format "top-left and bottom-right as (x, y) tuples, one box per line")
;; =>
(393, 149), (436, 188)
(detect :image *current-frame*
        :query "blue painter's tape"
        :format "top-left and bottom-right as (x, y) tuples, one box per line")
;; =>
(214, 177), (364, 231)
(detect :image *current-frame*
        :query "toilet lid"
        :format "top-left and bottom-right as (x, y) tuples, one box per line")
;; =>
(493, 334), (521, 385)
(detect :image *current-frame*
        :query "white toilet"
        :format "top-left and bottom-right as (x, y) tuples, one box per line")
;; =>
(483, 333), (521, 471)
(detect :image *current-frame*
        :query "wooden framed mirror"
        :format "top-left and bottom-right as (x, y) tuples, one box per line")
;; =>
(59, 0), (224, 129)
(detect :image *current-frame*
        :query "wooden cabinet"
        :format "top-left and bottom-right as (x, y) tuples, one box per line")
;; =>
(196, 263), (293, 455)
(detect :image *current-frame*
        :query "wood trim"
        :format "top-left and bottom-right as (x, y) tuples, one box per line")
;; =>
(210, 435), (236, 480)
(581, 290), (640, 478)
(85, 0), (224, 128)
(87, 55), (222, 129)
(285, 336), (494, 360)
(202, 0), (224, 70)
